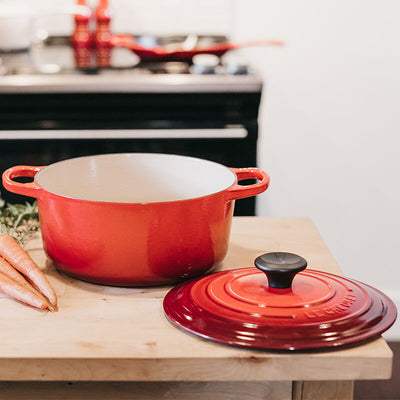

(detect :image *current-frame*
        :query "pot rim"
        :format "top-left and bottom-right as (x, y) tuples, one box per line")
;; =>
(34, 153), (239, 204)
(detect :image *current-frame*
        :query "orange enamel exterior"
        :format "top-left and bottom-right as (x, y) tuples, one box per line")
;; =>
(2, 157), (269, 286)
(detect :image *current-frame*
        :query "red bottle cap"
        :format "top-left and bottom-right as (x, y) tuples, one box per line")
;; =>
(163, 252), (397, 351)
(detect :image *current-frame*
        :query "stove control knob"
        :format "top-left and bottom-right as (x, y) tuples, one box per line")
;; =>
(226, 61), (249, 75)
(0, 59), (5, 76)
(224, 54), (249, 75)
(192, 54), (219, 74)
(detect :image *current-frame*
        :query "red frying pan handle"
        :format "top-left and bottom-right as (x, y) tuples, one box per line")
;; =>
(2, 166), (46, 199)
(226, 168), (270, 201)
(109, 35), (136, 48)
(232, 39), (285, 48)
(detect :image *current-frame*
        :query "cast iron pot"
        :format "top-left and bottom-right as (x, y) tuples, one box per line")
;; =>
(2, 153), (270, 286)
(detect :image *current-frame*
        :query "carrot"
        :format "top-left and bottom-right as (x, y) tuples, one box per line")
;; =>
(0, 256), (51, 309)
(0, 270), (49, 310)
(0, 233), (57, 307)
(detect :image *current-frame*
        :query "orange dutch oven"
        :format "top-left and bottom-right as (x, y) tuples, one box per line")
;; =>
(2, 153), (270, 286)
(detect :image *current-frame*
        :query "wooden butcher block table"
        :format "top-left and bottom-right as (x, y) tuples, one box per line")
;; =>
(0, 217), (393, 400)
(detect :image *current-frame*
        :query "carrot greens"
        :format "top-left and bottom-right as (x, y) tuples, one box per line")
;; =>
(0, 196), (40, 245)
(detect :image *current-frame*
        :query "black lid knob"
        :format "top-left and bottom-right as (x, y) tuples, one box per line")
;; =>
(254, 252), (307, 289)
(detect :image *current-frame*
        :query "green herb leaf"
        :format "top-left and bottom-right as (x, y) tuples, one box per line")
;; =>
(0, 195), (40, 245)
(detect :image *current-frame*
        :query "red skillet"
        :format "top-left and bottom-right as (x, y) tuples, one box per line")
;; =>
(109, 34), (284, 62)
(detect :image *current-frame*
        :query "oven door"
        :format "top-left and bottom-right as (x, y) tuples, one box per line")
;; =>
(0, 91), (261, 214)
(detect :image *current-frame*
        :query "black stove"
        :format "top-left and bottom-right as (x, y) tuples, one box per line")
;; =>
(0, 35), (263, 215)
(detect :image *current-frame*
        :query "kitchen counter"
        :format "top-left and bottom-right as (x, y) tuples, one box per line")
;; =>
(0, 217), (393, 400)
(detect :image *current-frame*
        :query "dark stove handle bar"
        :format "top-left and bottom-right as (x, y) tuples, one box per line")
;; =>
(0, 127), (248, 140)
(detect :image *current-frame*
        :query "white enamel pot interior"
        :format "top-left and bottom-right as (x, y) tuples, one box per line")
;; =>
(34, 153), (238, 203)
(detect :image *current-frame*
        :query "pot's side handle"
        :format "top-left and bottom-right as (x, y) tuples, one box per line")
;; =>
(2, 166), (46, 199)
(226, 168), (270, 201)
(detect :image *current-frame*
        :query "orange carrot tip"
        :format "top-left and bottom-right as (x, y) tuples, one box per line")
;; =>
(0, 256), (51, 308)
(0, 234), (57, 307)
(0, 271), (49, 310)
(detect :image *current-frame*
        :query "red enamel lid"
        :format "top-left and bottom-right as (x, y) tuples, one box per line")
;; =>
(163, 253), (397, 351)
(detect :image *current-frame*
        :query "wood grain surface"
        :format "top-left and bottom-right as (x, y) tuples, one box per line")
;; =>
(293, 381), (354, 400)
(0, 217), (393, 382)
(0, 381), (292, 400)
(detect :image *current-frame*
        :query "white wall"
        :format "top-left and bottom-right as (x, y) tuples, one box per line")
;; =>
(233, 0), (400, 339)
(4, 0), (232, 36)
(4, 0), (400, 339)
